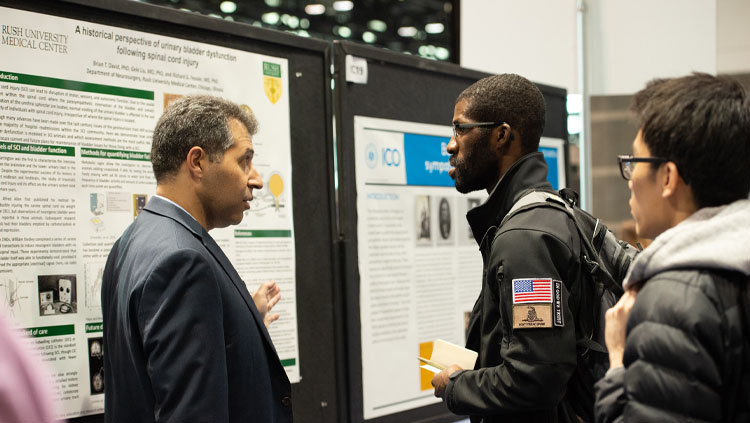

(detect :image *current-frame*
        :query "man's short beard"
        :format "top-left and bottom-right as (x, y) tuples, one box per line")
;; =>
(453, 132), (498, 194)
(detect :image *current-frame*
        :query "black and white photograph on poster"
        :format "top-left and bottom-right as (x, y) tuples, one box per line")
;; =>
(88, 337), (104, 395)
(436, 197), (454, 244)
(415, 195), (432, 244)
(37, 274), (77, 316)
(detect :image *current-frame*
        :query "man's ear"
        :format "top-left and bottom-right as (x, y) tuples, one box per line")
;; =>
(494, 123), (514, 149)
(661, 161), (681, 198)
(186, 146), (207, 180)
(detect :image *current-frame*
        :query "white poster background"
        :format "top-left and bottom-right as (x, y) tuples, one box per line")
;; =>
(354, 116), (485, 419)
(0, 7), (300, 419)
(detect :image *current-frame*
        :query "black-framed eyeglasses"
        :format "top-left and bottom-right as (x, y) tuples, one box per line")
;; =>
(617, 155), (668, 181)
(452, 121), (504, 138)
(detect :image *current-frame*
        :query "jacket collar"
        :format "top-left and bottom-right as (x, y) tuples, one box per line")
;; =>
(466, 151), (553, 245)
(144, 195), (205, 239)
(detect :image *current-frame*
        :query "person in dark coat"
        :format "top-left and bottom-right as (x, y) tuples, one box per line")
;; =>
(431, 73), (589, 422)
(102, 95), (292, 423)
(596, 73), (750, 422)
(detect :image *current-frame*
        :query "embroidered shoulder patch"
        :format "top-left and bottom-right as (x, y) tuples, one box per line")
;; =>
(511, 278), (553, 304)
(553, 280), (564, 327)
(513, 304), (552, 328)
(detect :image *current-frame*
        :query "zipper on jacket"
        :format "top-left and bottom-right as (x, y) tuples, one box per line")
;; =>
(496, 264), (512, 349)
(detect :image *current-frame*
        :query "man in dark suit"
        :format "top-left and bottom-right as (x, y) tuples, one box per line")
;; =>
(102, 95), (292, 423)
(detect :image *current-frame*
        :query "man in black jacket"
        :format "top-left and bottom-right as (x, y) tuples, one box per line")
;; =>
(596, 73), (750, 422)
(431, 74), (587, 422)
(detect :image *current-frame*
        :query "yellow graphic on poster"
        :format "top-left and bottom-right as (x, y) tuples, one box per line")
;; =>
(263, 61), (282, 104)
(419, 341), (434, 391)
(269, 173), (284, 210)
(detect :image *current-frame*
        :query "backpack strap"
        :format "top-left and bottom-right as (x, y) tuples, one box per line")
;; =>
(501, 190), (561, 227)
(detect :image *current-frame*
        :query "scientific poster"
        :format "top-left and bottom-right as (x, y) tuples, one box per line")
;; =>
(355, 117), (567, 419)
(0, 6), (300, 419)
(354, 116), (485, 419)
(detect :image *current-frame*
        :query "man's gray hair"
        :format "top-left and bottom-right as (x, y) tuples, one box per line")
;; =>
(151, 95), (258, 182)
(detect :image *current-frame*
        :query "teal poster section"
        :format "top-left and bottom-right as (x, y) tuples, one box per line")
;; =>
(403, 133), (453, 187)
(403, 133), (563, 190)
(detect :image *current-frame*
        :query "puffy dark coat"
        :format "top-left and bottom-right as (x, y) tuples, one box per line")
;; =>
(595, 268), (750, 422)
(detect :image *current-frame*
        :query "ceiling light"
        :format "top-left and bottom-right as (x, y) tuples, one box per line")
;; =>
(305, 4), (325, 15)
(333, 1), (354, 12)
(264, 0), (281, 6)
(367, 19), (387, 32)
(261, 12), (280, 25)
(362, 31), (376, 43)
(418, 45), (435, 57)
(397, 26), (417, 37)
(425, 23), (444, 34)
(435, 47), (450, 60)
(219, 1), (236, 14)
(336, 26), (352, 38)
(300, 18), (310, 29)
(288, 16), (300, 29)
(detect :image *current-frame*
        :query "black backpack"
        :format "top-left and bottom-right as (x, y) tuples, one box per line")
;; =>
(502, 187), (639, 420)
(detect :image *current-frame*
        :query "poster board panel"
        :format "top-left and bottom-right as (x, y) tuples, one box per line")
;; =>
(335, 41), (568, 423)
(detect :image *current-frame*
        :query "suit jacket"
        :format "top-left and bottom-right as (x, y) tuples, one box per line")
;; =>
(102, 196), (292, 423)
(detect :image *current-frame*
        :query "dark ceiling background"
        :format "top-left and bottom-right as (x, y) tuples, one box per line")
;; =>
(134, 0), (459, 62)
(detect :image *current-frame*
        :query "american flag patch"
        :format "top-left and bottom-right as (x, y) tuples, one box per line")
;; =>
(512, 278), (553, 304)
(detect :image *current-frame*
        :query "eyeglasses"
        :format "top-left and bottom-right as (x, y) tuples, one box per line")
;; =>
(452, 121), (504, 139)
(617, 155), (668, 180)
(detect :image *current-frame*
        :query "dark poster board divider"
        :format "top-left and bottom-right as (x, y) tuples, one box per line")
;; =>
(0, 0), (343, 422)
(333, 40), (568, 423)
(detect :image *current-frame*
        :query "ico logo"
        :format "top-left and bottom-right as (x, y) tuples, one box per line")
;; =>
(364, 145), (403, 168)
(381, 147), (402, 167)
(365, 144), (378, 169)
